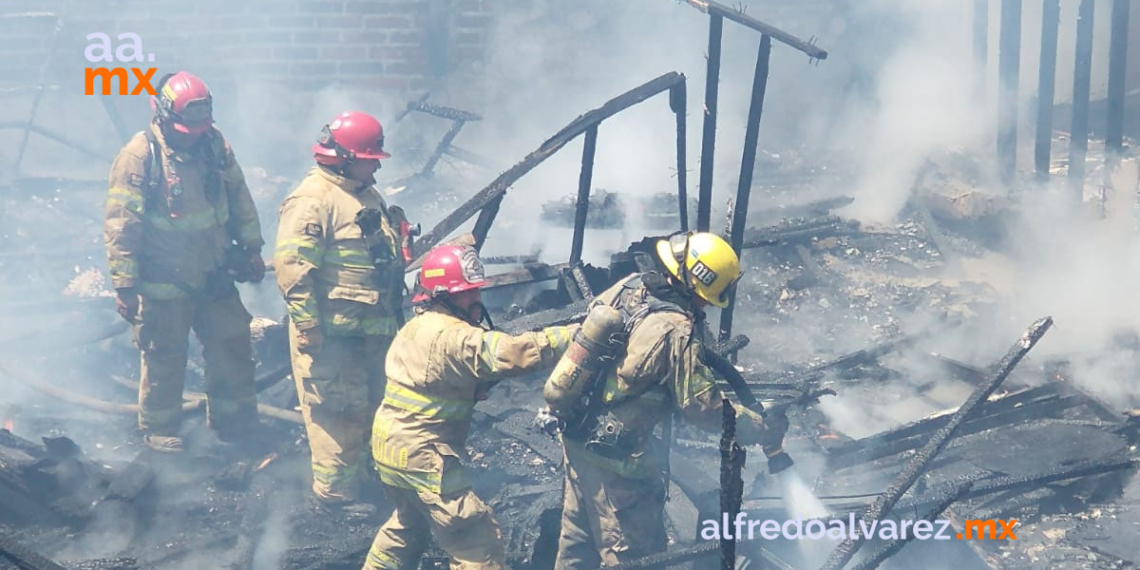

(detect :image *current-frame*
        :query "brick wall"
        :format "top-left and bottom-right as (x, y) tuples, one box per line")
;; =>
(0, 0), (493, 93)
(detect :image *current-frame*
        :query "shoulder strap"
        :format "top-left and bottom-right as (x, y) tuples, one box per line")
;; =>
(142, 129), (163, 195)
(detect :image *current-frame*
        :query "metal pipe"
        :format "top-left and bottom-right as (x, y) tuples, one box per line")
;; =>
(1105, 0), (1131, 159)
(570, 126), (598, 265)
(697, 14), (724, 232)
(1035, 0), (1060, 181)
(997, 0), (1022, 184)
(819, 317), (1053, 570)
(1069, 0), (1096, 193)
(670, 83), (689, 231)
(719, 34), (771, 344)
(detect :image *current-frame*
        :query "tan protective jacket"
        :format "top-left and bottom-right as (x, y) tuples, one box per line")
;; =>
(274, 167), (402, 337)
(373, 304), (577, 494)
(564, 274), (772, 479)
(104, 123), (263, 299)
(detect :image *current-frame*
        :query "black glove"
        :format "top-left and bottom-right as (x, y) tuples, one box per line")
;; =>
(115, 287), (140, 323)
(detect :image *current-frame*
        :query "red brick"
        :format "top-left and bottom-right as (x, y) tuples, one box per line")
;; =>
(316, 15), (363, 28)
(267, 16), (317, 28)
(351, 75), (410, 91)
(319, 45), (367, 59)
(385, 61), (423, 75)
(291, 61), (338, 76)
(364, 15), (414, 29)
(275, 46), (318, 60)
(344, 1), (418, 15)
(343, 31), (387, 45)
(338, 61), (386, 74)
(243, 30), (294, 44)
(297, 1), (345, 13)
(387, 30), (425, 44)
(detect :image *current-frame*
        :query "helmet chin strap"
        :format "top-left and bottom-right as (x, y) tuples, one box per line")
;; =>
(436, 295), (495, 330)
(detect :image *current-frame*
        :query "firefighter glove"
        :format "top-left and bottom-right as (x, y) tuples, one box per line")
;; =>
(115, 288), (140, 324)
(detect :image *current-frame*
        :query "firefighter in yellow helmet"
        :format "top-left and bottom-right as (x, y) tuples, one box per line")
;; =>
(275, 111), (404, 515)
(546, 231), (789, 568)
(104, 71), (265, 453)
(362, 245), (579, 570)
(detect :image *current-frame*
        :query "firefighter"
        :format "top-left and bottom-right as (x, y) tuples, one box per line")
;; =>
(362, 245), (579, 570)
(104, 71), (264, 453)
(548, 231), (790, 569)
(275, 111), (406, 514)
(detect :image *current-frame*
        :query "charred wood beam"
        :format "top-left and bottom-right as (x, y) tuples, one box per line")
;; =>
(482, 263), (568, 290)
(406, 100), (483, 123)
(670, 83), (689, 231)
(697, 13), (724, 232)
(719, 400), (745, 570)
(849, 481), (974, 570)
(13, 12), (67, 179)
(0, 364), (202, 416)
(482, 254), (540, 265)
(741, 217), (860, 249)
(413, 72), (686, 260)
(973, 0), (987, 101)
(1069, 0), (1095, 193)
(709, 335), (749, 359)
(497, 299), (590, 335)
(676, 0), (828, 59)
(418, 119), (466, 178)
(819, 317), (1052, 570)
(719, 34), (771, 343)
(0, 122), (107, 162)
(1035, 0), (1061, 181)
(444, 144), (499, 170)
(570, 126), (599, 265)
(472, 195), (502, 251)
(996, 0), (1022, 184)
(0, 534), (70, 570)
(1105, 0), (1131, 160)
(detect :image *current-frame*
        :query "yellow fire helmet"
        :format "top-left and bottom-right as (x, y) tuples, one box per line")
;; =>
(654, 232), (742, 308)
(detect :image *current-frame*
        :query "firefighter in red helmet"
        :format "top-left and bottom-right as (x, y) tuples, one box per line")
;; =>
(275, 111), (406, 515)
(361, 245), (579, 570)
(104, 71), (265, 453)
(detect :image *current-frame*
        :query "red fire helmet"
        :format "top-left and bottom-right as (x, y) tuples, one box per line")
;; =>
(412, 245), (488, 303)
(312, 110), (391, 166)
(151, 71), (213, 135)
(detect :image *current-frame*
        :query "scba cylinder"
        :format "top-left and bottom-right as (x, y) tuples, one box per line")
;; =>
(543, 303), (624, 418)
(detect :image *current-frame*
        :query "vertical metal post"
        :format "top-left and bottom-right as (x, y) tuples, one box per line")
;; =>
(719, 35), (771, 345)
(1035, 0), (1060, 182)
(697, 14), (724, 232)
(1105, 0), (1131, 159)
(670, 83), (689, 232)
(973, 0), (989, 101)
(997, 0), (1022, 185)
(1069, 0), (1095, 194)
(569, 126), (598, 265)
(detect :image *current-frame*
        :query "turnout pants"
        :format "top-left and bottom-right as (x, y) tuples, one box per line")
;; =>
(290, 323), (391, 502)
(363, 485), (506, 570)
(135, 289), (258, 436)
(554, 443), (668, 569)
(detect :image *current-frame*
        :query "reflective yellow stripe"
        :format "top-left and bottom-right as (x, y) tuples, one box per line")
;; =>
(545, 326), (572, 351)
(144, 207), (225, 232)
(286, 297), (319, 325)
(380, 384), (473, 420)
(480, 331), (505, 373)
(325, 314), (397, 336)
(311, 461), (361, 486)
(374, 462), (469, 494)
(276, 237), (323, 267)
(365, 546), (401, 570)
(679, 366), (716, 408)
(108, 186), (145, 214)
(325, 246), (373, 269)
(109, 258), (139, 281)
(238, 220), (261, 244)
(139, 281), (184, 300)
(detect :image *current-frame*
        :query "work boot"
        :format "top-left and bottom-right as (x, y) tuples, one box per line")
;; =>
(142, 433), (184, 453)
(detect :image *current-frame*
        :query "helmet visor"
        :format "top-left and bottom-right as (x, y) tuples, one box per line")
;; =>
(173, 98), (212, 128)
